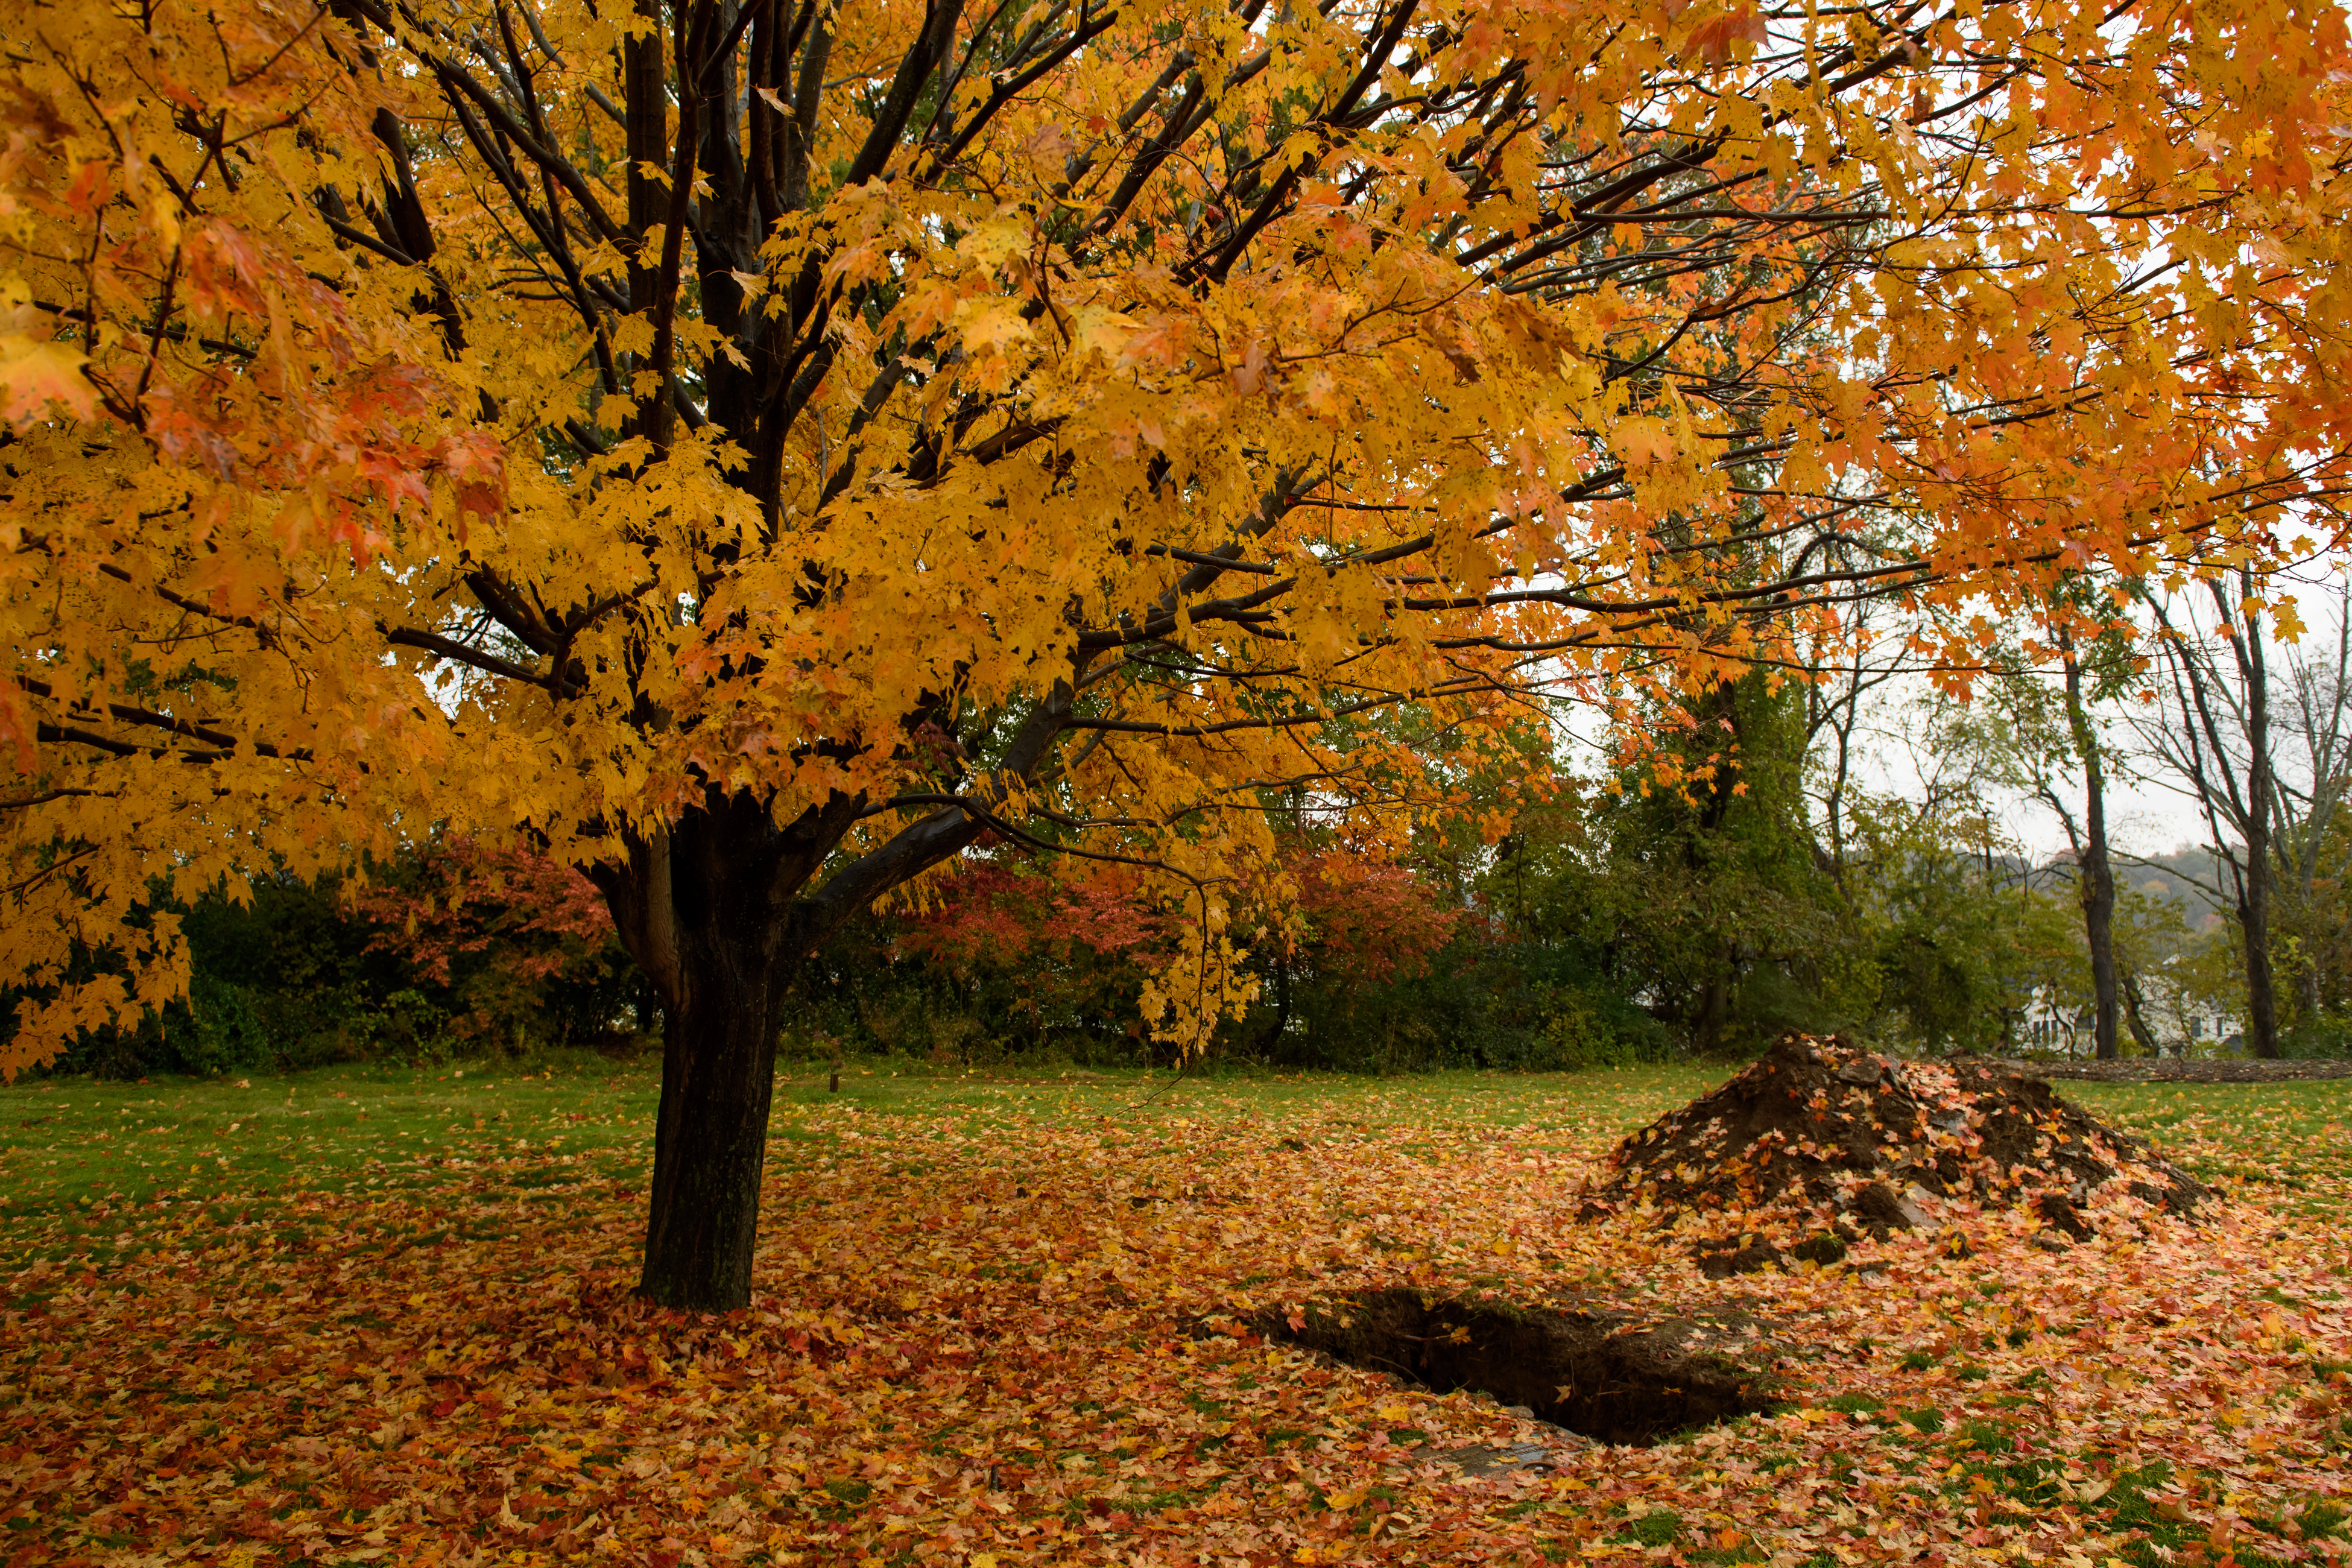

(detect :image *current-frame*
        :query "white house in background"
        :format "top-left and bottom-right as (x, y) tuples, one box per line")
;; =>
(2137, 951), (2243, 1056)
(2157, 999), (2244, 1056)
(2016, 977), (2240, 1057)
(2017, 989), (2089, 1056)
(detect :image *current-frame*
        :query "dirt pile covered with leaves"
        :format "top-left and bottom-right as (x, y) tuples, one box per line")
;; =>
(1591, 1034), (2207, 1268)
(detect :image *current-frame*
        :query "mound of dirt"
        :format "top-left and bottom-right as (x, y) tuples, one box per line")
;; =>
(1589, 1033), (2206, 1270)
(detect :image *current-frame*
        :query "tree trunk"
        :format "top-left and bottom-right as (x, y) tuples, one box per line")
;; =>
(2122, 969), (2162, 1057)
(638, 946), (786, 1310)
(580, 685), (1059, 1311)
(2239, 597), (2283, 1059)
(2058, 636), (2120, 1060)
(591, 789), (858, 1310)
(1690, 958), (1733, 1056)
(2079, 873), (2121, 1058)
(2240, 855), (2281, 1057)
(1256, 953), (1292, 1060)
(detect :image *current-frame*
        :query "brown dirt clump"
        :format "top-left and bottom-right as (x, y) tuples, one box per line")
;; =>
(1587, 1033), (2206, 1271)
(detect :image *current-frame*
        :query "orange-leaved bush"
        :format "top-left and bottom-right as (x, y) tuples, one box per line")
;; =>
(350, 836), (626, 1045)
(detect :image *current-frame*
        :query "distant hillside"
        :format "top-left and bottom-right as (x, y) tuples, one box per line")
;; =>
(2117, 845), (2228, 917)
(2035, 842), (2228, 920)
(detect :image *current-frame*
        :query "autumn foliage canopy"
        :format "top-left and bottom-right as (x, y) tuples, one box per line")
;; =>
(6, 0), (2352, 1302)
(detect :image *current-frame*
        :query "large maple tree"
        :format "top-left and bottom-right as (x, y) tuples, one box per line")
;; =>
(5, 0), (2349, 1307)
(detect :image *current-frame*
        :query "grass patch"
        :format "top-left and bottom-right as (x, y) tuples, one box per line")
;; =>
(1611, 1509), (1683, 1547)
(2297, 1500), (2350, 1540)
(0, 1051), (662, 1265)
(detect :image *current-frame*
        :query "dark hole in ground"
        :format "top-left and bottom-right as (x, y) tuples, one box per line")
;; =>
(1256, 1288), (1781, 1446)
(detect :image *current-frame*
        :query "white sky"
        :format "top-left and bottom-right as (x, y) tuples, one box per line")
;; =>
(1974, 748), (2208, 862)
(1552, 576), (2345, 871)
(1854, 566), (2352, 866)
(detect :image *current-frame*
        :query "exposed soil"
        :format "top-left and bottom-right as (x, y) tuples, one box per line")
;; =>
(1974, 1057), (2352, 1083)
(1590, 1033), (2206, 1269)
(1255, 1288), (1782, 1446)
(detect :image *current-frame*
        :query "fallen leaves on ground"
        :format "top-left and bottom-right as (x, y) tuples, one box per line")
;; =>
(2, 1068), (2348, 1567)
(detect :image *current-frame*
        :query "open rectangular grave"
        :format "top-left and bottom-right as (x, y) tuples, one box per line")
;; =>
(1257, 1287), (1783, 1446)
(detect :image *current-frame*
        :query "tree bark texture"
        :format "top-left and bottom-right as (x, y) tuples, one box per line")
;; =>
(2059, 637), (2121, 1060)
(2236, 601), (2283, 1059)
(640, 958), (784, 1310)
(2240, 830), (2282, 1057)
(589, 788), (891, 1310)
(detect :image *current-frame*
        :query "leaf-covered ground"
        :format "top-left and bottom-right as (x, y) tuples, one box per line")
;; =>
(4, 1057), (2348, 1567)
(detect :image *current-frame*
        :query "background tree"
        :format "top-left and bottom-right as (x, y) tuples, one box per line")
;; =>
(2280, 806), (2352, 1046)
(8, 0), (2352, 1309)
(1951, 593), (2140, 1057)
(1839, 770), (2023, 1053)
(349, 835), (636, 1048)
(2138, 575), (2289, 1056)
(4, 846), (633, 1077)
(873, 855), (1171, 1057)
(2261, 575), (2352, 1037)
(1592, 671), (1852, 1054)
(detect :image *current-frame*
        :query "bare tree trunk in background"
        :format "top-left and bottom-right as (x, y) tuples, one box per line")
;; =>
(2058, 628), (2122, 1059)
(2231, 580), (2281, 1058)
(2142, 573), (2283, 1058)
(2271, 586), (2352, 1024)
(2122, 969), (2163, 1055)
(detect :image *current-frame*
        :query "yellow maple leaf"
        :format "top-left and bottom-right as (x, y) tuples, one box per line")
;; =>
(954, 297), (1033, 356)
(0, 331), (96, 424)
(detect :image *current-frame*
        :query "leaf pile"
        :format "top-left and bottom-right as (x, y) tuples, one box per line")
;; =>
(1592, 1034), (2208, 1263)
(3, 1063), (2349, 1567)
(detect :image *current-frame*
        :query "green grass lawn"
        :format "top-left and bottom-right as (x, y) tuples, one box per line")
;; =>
(7, 1050), (2344, 1265)
(0, 1051), (657, 1265)
(2066, 1077), (2352, 1215)
(0, 1052), (1728, 1265)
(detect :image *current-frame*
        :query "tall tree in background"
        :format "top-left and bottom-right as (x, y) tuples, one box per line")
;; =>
(2053, 618), (2123, 1059)
(1605, 671), (1839, 1054)
(1976, 596), (2137, 1059)
(2144, 575), (2286, 1057)
(2266, 577), (2352, 1029)
(8, 0), (2352, 1307)
(2140, 572), (2352, 1054)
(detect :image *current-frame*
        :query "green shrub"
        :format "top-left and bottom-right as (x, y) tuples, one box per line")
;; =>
(17, 852), (644, 1080)
(2280, 1015), (2352, 1059)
